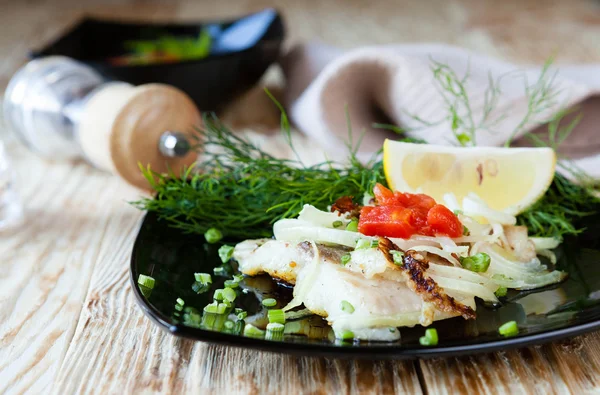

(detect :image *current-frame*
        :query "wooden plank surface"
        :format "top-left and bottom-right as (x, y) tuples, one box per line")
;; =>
(1, 0), (600, 394)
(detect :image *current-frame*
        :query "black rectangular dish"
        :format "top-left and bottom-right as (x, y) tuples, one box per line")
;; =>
(32, 9), (285, 110)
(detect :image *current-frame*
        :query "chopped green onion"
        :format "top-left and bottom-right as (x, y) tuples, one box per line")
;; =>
(340, 300), (355, 314)
(236, 310), (248, 320)
(341, 254), (351, 266)
(175, 304), (183, 312)
(138, 284), (152, 298)
(223, 320), (244, 335)
(176, 298), (185, 306)
(460, 253), (491, 273)
(346, 218), (358, 232)
(213, 289), (225, 301)
(183, 310), (202, 327)
(268, 309), (286, 324)
(262, 298), (277, 308)
(494, 287), (508, 297)
(222, 287), (237, 302)
(232, 274), (244, 283)
(498, 320), (518, 337)
(355, 239), (371, 250)
(194, 272), (212, 284)
(192, 281), (210, 294)
(213, 267), (226, 276)
(332, 220), (344, 228)
(218, 245), (234, 263)
(203, 301), (229, 315)
(138, 274), (155, 289)
(419, 328), (439, 346)
(389, 327), (397, 333)
(201, 302), (230, 330)
(453, 209), (463, 216)
(243, 324), (265, 338)
(224, 279), (239, 289)
(371, 240), (379, 248)
(391, 250), (404, 266)
(224, 320), (234, 330)
(204, 228), (223, 243)
(463, 225), (470, 236)
(203, 302), (218, 313)
(337, 330), (354, 340)
(265, 322), (285, 341)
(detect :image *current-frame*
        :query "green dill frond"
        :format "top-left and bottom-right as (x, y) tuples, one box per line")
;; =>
(517, 173), (600, 237)
(133, 115), (384, 239)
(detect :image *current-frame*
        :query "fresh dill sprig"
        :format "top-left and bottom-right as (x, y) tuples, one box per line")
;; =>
(428, 57), (562, 147)
(133, 114), (384, 239)
(517, 173), (599, 237)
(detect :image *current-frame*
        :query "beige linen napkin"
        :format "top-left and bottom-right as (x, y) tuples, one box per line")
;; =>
(281, 43), (600, 178)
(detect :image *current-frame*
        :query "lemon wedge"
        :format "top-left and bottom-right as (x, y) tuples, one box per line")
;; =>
(383, 140), (556, 215)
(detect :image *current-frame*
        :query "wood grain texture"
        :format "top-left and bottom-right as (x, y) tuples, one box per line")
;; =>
(1, 0), (600, 394)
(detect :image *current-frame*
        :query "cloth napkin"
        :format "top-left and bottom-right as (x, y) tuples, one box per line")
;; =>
(280, 43), (600, 179)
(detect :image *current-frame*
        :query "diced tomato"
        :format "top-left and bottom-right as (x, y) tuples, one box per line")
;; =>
(373, 183), (396, 206)
(361, 183), (462, 239)
(358, 206), (417, 238)
(394, 192), (436, 211)
(426, 204), (463, 238)
(372, 184), (435, 210)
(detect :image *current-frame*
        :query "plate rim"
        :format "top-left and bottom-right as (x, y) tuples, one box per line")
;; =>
(130, 213), (600, 359)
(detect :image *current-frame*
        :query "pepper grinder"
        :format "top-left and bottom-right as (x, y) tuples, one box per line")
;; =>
(3, 56), (201, 190)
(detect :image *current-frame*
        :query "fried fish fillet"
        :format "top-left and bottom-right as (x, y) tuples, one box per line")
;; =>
(233, 237), (476, 339)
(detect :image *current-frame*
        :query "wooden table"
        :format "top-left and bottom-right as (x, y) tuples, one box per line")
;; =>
(3, 0), (600, 393)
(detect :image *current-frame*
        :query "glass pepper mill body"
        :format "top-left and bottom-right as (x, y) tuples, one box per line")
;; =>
(3, 56), (201, 190)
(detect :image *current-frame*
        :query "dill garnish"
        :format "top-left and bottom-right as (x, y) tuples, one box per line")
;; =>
(517, 173), (599, 237)
(133, 114), (384, 239)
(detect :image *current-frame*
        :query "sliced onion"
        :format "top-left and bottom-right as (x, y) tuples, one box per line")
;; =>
(443, 193), (461, 212)
(481, 244), (567, 290)
(408, 245), (461, 266)
(274, 219), (373, 247)
(462, 196), (517, 225)
(389, 238), (439, 250)
(429, 275), (498, 302)
(452, 235), (498, 243)
(460, 216), (493, 236)
(407, 236), (465, 256)
(530, 237), (562, 250)
(537, 249), (557, 264)
(490, 271), (566, 290)
(428, 263), (497, 290)
(297, 205), (349, 228)
(482, 244), (545, 273)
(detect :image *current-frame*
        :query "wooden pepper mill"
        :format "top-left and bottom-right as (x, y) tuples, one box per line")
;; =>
(3, 56), (201, 190)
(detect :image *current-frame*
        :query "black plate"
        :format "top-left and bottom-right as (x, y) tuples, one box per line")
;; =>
(32, 9), (285, 110)
(130, 211), (600, 359)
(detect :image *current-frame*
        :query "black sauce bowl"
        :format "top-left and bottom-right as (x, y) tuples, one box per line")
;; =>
(31, 9), (285, 110)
